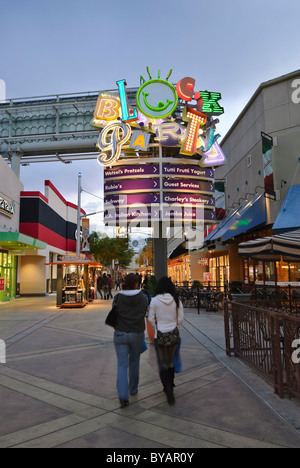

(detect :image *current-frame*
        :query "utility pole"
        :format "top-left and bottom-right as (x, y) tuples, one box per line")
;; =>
(76, 172), (82, 257)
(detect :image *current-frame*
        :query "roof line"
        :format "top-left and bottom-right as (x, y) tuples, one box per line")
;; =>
(221, 69), (300, 146)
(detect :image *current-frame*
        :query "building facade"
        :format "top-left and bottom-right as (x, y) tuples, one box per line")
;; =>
(0, 157), (85, 302)
(20, 180), (86, 296)
(0, 155), (46, 301)
(196, 69), (300, 290)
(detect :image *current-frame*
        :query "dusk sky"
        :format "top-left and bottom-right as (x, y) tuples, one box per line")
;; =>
(1, 0), (300, 233)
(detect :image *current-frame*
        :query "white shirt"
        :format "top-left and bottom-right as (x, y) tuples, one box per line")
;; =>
(148, 294), (184, 338)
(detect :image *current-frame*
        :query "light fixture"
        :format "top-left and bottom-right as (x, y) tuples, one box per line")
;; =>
(255, 186), (265, 195)
(280, 179), (287, 188)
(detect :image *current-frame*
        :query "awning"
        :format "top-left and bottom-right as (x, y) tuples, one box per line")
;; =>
(205, 194), (266, 243)
(238, 230), (300, 262)
(273, 185), (300, 234)
(0, 232), (47, 250)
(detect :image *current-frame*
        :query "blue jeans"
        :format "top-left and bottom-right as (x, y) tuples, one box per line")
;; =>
(114, 331), (144, 401)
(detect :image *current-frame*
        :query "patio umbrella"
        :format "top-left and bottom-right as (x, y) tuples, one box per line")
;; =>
(238, 230), (300, 262)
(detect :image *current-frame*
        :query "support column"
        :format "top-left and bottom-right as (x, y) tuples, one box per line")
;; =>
(153, 221), (168, 280)
(153, 144), (168, 280)
(11, 152), (21, 179)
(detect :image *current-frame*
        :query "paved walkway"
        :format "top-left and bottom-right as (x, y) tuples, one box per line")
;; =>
(0, 295), (300, 448)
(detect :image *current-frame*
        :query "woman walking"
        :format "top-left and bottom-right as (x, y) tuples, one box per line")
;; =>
(113, 273), (149, 408)
(102, 273), (109, 300)
(148, 276), (184, 405)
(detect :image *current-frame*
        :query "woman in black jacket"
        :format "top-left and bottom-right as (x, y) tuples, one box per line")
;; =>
(113, 273), (148, 408)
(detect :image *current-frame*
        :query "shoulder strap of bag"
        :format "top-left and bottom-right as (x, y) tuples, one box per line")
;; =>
(114, 293), (120, 307)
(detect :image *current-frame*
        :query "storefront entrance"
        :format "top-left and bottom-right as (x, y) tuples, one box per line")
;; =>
(0, 251), (17, 301)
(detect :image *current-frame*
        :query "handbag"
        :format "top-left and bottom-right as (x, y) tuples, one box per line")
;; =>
(156, 304), (180, 347)
(105, 295), (119, 328)
(157, 327), (179, 347)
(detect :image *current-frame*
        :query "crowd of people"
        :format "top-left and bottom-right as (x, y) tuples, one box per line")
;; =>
(97, 272), (184, 409)
(96, 272), (146, 300)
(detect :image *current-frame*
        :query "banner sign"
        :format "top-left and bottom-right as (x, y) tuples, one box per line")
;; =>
(162, 179), (214, 194)
(105, 193), (215, 208)
(163, 193), (215, 207)
(0, 278), (5, 291)
(104, 179), (159, 194)
(104, 207), (216, 222)
(261, 132), (275, 196)
(81, 218), (90, 252)
(162, 165), (214, 180)
(105, 194), (160, 206)
(104, 164), (159, 179)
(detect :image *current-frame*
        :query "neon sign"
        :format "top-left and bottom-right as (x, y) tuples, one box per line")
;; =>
(97, 121), (131, 166)
(91, 67), (225, 167)
(94, 95), (120, 121)
(136, 69), (178, 119)
(116, 79), (138, 123)
(180, 107), (207, 156)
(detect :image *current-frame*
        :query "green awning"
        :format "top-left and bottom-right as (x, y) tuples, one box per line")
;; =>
(0, 232), (47, 250)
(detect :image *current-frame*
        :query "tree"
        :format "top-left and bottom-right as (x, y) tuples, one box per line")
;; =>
(89, 232), (135, 270)
(137, 240), (153, 268)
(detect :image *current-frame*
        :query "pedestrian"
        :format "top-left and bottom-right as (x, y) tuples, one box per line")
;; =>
(113, 273), (149, 408)
(97, 274), (103, 300)
(108, 274), (114, 299)
(115, 277), (121, 291)
(102, 273), (109, 300)
(148, 276), (184, 405)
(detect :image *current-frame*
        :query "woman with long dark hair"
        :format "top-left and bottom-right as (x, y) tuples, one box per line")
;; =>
(148, 276), (184, 405)
(113, 273), (149, 408)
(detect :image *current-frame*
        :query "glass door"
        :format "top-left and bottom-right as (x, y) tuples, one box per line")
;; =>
(0, 252), (16, 302)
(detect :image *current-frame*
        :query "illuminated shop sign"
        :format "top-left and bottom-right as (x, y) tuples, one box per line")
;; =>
(91, 67), (225, 167)
(0, 196), (15, 217)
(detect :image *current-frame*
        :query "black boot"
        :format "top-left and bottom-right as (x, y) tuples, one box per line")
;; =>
(170, 367), (175, 388)
(160, 369), (176, 406)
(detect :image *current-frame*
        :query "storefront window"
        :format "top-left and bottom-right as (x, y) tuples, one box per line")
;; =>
(244, 260), (249, 283)
(249, 261), (255, 283)
(265, 261), (275, 283)
(290, 263), (300, 283)
(243, 259), (300, 287)
(276, 260), (289, 283)
(255, 261), (264, 282)
(208, 255), (229, 289)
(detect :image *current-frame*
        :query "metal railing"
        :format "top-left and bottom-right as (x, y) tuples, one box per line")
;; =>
(224, 301), (300, 399)
(176, 285), (224, 314)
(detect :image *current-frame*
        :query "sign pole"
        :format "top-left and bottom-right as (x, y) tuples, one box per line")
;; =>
(76, 172), (82, 257)
(153, 221), (168, 280)
(153, 144), (168, 280)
